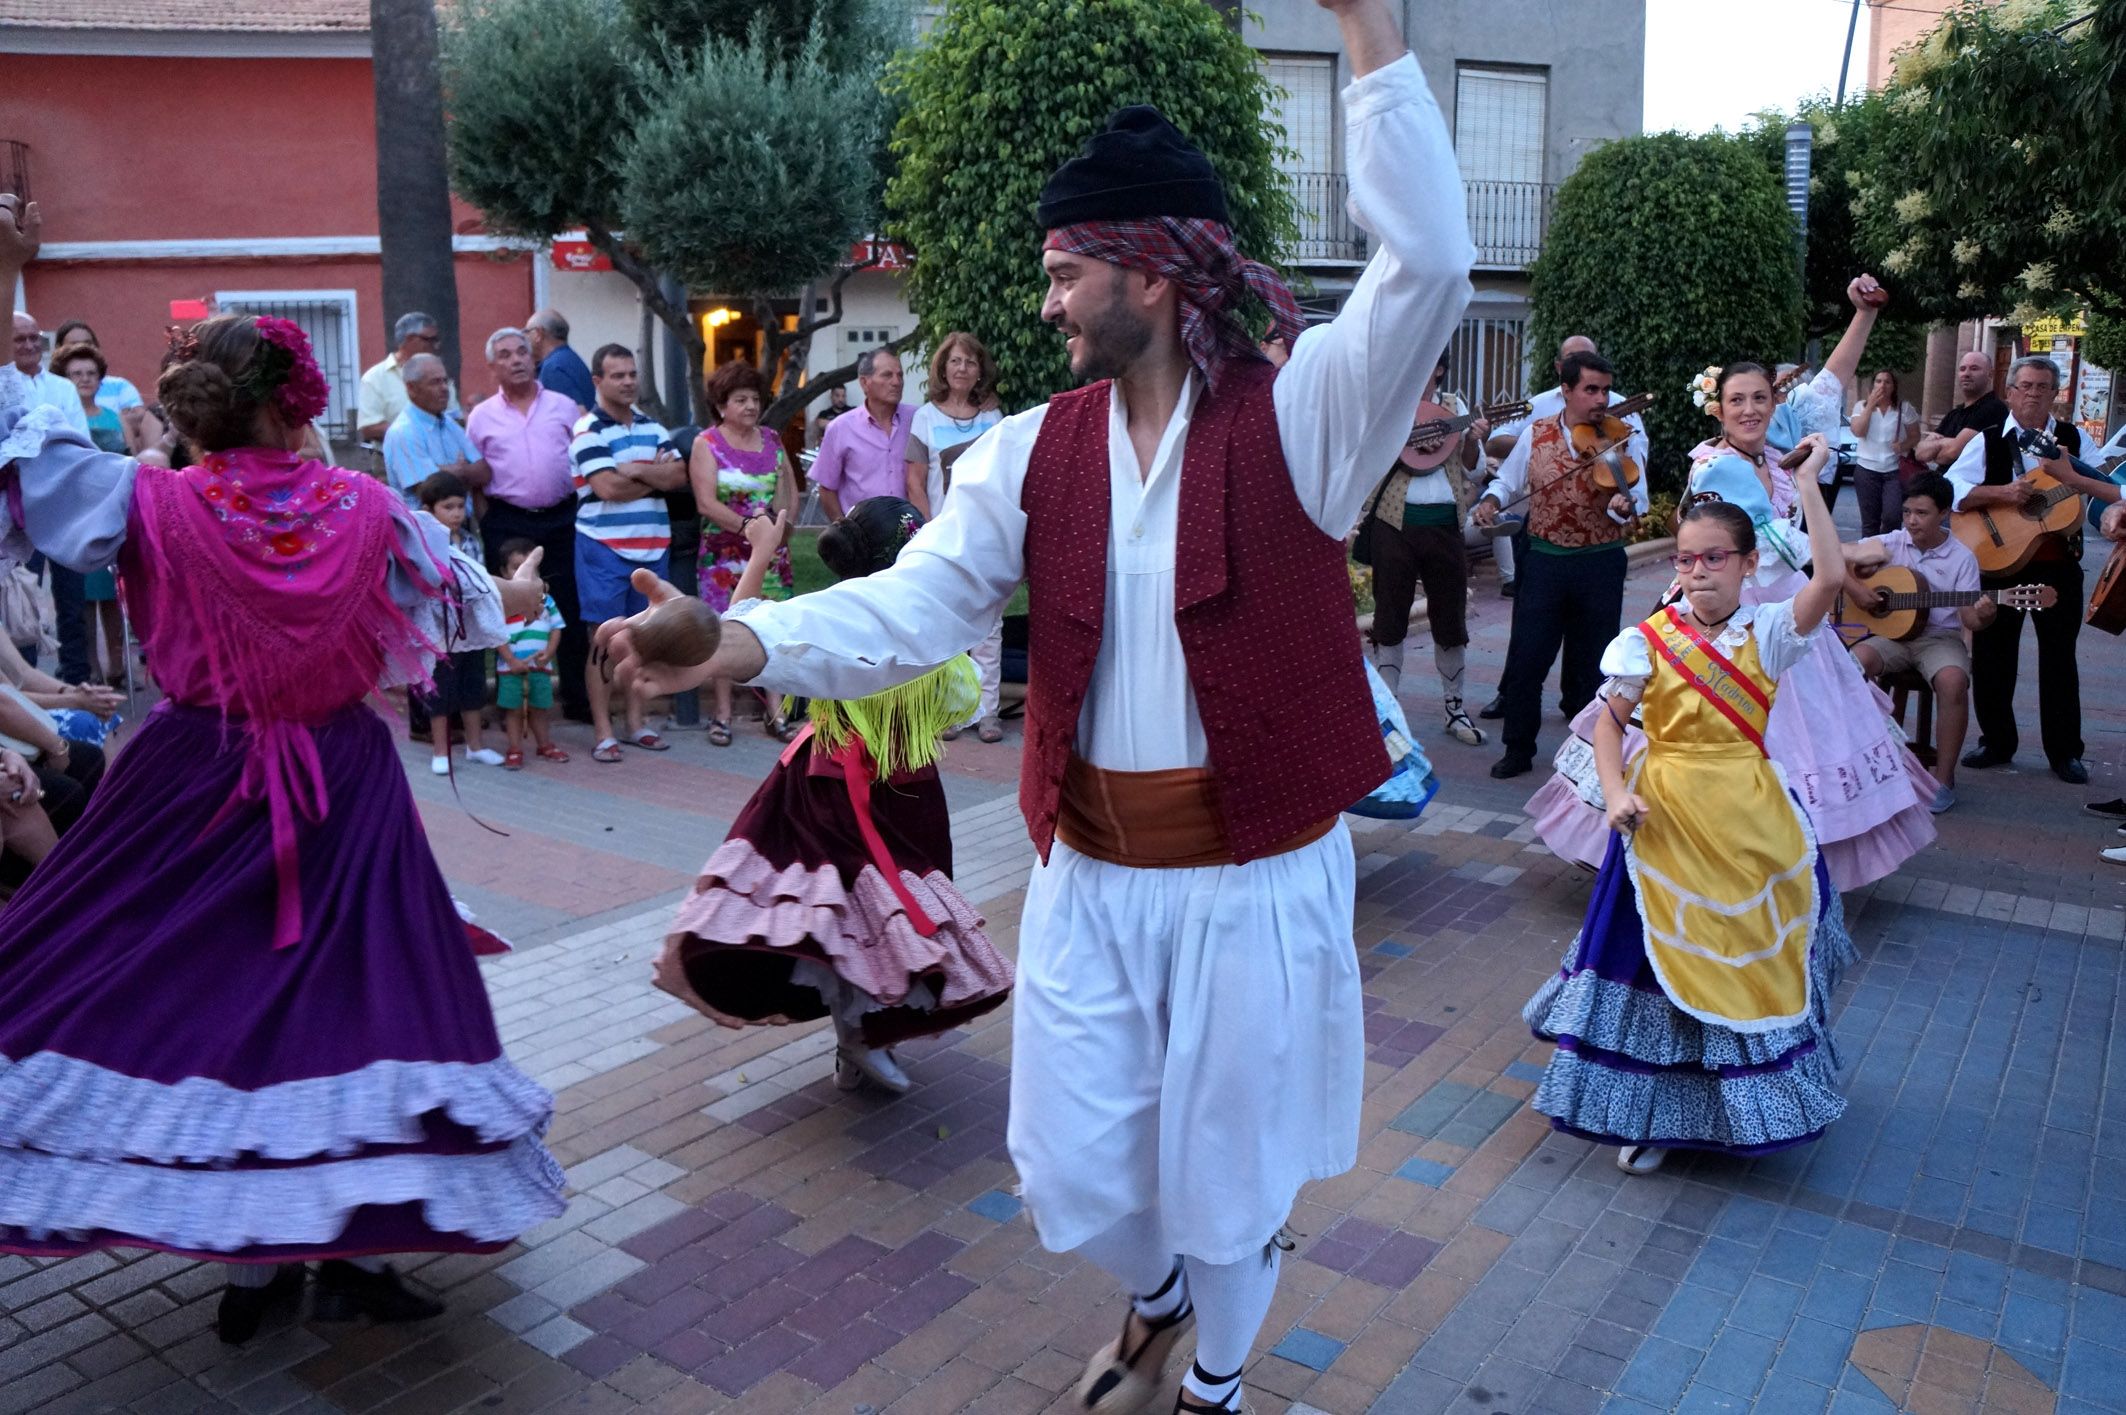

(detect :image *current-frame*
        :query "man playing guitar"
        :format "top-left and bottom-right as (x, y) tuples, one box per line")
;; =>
(1944, 354), (2119, 783)
(1841, 474), (1994, 813)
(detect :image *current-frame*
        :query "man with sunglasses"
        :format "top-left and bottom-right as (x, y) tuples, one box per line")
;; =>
(1943, 354), (2117, 783)
(357, 311), (456, 445)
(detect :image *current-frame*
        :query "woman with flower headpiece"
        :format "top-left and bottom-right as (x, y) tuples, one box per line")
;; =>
(1526, 276), (1937, 895)
(0, 195), (564, 1345)
(655, 497), (1013, 1095)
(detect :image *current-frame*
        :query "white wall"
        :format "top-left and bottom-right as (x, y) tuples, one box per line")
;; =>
(547, 266), (647, 365)
(800, 268), (921, 414)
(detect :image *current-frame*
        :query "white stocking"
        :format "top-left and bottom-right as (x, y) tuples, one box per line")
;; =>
(1179, 1244), (1282, 1410)
(1071, 1210), (1189, 1321)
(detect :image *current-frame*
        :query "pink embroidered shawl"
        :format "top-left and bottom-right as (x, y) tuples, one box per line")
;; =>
(126, 449), (448, 947)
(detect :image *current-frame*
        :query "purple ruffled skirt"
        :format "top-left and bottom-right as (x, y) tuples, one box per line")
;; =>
(0, 702), (563, 1262)
(1522, 834), (1854, 1156)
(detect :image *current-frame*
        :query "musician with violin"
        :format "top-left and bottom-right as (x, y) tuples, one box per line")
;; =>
(1472, 350), (1646, 778)
(1840, 474), (1993, 813)
(1355, 353), (1513, 746)
(1943, 354), (2118, 783)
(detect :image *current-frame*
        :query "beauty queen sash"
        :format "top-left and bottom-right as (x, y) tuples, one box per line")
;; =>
(1641, 609), (1772, 756)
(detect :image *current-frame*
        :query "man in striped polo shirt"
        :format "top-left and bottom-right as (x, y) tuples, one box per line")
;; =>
(571, 343), (689, 760)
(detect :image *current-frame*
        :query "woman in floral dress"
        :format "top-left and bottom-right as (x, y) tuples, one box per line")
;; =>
(687, 360), (798, 744)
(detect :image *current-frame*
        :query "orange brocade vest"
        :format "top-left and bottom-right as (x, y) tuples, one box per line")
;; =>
(1525, 417), (1630, 549)
(1017, 360), (1389, 864)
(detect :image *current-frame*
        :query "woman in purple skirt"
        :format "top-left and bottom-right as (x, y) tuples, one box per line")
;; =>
(652, 500), (1014, 1093)
(0, 241), (565, 1344)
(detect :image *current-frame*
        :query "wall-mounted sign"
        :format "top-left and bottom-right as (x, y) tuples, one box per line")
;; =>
(550, 232), (612, 273)
(848, 238), (911, 271)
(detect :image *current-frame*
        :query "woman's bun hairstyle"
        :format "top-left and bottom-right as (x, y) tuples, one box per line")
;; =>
(156, 315), (266, 453)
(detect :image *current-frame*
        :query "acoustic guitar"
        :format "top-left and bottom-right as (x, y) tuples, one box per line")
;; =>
(1951, 464), (2085, 576)
(1405, 398), (1531, 468)
(1833, 564), (2054, 646)
(2088, 540), (2126, 634)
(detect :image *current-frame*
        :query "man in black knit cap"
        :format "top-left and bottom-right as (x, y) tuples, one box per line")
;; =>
(601, 4), (1472, 1408)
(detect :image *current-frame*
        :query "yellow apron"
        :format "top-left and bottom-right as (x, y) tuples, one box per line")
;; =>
(1625, 609), (1817, 1032)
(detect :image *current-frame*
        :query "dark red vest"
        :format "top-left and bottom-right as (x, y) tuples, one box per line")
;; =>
(1018, 360), (1389, 863)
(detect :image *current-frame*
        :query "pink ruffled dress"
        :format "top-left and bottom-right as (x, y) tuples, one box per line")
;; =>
(666, 655), (1013, 1045)
(1527, 442), (1936, 895)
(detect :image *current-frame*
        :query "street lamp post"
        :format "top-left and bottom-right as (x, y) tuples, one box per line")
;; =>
(1785, 121), (1814, 363)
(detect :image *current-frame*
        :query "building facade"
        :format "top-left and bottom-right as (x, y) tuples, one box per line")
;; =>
(1244, 0), (1645, 409)
(2, 0), (543, 443)
(4, 0), (1646, 438)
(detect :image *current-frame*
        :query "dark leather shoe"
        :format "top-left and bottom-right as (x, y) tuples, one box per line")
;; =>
(1961, 747), (2015, 770)
(2053, 758), (2090, 785)
(1490, 756), (1534, 780)
(1479, 696), (1505, 720)
(313, 1261), (445, 1325)
(216, 1266), (305, 1344)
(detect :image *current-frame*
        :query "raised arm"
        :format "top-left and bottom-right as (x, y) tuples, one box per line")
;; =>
(1788, 435), (1845, 634)
(1274, 17), (1477, 536)
(730, 509), (790, 606)
(1818, 276), (1884, 395)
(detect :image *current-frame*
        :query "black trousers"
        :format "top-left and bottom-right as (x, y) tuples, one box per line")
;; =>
(481, 497), (588, 718)
(49, 564), (90, 685)
(1369, 517), (1469, 650)
(1973, 554), (2084, 765)
(1499, 544), (1627, 762)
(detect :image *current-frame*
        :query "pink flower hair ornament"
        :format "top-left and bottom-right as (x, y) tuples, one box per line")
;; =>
(237, 317), (332, 427)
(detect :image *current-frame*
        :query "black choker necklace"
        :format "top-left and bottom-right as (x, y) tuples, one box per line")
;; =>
(1688, 604), (1738, 631)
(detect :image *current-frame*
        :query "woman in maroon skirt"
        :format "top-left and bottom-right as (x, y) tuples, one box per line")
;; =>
(653, 501), (1013, 1093)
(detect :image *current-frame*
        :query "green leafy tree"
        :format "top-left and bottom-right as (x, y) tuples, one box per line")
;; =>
(443, 0), (901, 425)
(2085, 310), (2126, 378)
(1741, 92), (1924, 347)
(1855, 0), (2125, 326)
(885, 0), (1298, 409)
(1528, 132), (1802, 493)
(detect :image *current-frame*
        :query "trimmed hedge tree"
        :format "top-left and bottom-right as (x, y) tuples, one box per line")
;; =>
(1528, 132), (1802, 494)
(885, 0), (1298, 409)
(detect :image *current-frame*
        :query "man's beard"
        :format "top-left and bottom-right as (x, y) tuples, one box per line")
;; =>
(1067, 299), (1154, 384)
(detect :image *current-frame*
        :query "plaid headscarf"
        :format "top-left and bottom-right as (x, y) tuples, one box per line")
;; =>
(1044, 217), (1305, 393)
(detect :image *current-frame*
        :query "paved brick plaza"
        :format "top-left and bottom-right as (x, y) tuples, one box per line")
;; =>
(4, 509), (2125, 1414)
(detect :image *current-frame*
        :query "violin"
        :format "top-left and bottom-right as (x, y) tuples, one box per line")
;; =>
(1565, 391), (1656, 493)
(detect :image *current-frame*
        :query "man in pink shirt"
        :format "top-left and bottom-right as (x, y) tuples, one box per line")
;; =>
(465, 326), (591, 718)
(810, 348), (913, 520)
(1842, 472), (1994, 813)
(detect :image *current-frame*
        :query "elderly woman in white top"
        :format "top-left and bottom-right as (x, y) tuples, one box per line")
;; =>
(1849, 369), (1919, 537)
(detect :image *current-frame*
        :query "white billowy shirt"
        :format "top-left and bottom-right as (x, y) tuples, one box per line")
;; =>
(728, 53), (1475, 772)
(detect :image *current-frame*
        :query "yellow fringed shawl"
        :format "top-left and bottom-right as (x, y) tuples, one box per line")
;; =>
(800, 655), (981, 780)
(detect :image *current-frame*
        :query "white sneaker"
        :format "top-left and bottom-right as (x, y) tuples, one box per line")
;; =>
(2100, 846), (2126, 866)
(835, 1045), (912, 1094)
(1616, 1144), (1668, 1175)
(429, 756), (450, 776)
(466, 748), (506, 766)
(1930, 785), (1956, 814)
